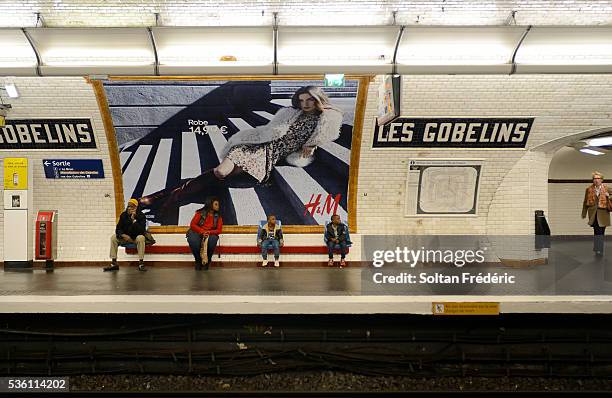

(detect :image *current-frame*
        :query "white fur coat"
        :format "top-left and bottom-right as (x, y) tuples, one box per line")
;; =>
(220, 107), (343, 165)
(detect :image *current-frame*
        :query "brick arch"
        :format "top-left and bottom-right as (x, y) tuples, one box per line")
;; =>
(531, 126), (612, 154)
(485, 127), (612, 236)
(485, 151), (551, 236)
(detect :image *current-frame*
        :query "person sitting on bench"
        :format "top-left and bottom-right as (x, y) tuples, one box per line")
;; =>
(258, 214), (284, 267)
(325, 214), (348, 268)
(105, 198), (147, 272)
(186, 197), (223, 271)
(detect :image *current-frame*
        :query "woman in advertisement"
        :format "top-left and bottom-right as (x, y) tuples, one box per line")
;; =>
(581, 171), (612, 257)
(140, 86), (343, 223)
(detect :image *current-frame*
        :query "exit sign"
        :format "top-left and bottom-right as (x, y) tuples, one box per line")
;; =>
(324, 74), (345, 87)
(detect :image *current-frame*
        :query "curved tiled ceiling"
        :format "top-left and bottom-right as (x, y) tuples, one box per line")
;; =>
(1, 0), (612, 27)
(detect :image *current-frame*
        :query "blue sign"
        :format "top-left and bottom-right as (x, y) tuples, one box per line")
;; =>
(43, 159), (105, 179)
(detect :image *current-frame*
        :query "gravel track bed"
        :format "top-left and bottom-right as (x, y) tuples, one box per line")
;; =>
(70, 372), (612, 392)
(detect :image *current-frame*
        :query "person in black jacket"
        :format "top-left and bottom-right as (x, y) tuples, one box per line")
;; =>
(104, 198), (147, 272)
(325, 214), (348, 267)
(258, 214), (284, 267)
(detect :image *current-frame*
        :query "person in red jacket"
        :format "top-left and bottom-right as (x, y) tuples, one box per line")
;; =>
(186, 197), (223, 270)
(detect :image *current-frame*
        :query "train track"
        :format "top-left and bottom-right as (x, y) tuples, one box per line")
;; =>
(8, 392), (605, 398)
(1, 314), (612, 379)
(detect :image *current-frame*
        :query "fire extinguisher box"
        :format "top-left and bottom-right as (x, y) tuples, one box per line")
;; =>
(35, 210), (57, 267)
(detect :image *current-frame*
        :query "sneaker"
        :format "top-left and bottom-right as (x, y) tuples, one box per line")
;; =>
(340, 259), (347, 268)
(274, 260), (280, 268)
(195, 263), (202, 271)
(261, 260), (268, 267)
(328, 259), (334, 267)
(138, 262), (147, 272)
(103, 264), (119, 272)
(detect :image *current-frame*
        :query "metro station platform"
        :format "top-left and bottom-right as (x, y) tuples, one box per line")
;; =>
(2, 253), (612, 314)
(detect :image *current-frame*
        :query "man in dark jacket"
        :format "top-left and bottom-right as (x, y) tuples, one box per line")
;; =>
(325, 214), (349, 267)
(104, 198), (147, 272)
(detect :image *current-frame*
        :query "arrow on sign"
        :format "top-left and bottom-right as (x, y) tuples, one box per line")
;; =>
(44, 161), (50, 166)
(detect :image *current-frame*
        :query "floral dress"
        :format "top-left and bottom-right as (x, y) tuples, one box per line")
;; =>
(227, 111), (320, 183)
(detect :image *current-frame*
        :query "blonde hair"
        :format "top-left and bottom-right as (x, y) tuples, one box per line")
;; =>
(593, 171), (604, 180)
(291, 86), (340, 113)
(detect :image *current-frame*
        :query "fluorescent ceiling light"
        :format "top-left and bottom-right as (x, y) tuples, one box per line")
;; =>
(0, 60), (37, 68)
(280, 59), (387, 66)
(160, 61), (270, 67)
(27, 28), (155, 67)
(42, 48), (154, 66)
(516, 44), (612, 65)
(0, 30), (37, 67)
(4, 83), (18, 98)
(279, 44), (392, 65)
(587, 137), (612, 147)
(154, 27), (273, 66)
(399, 43), (512, 65)
(580, 148), (606, 156)
(0, 46), (37, 66)
(278, 27), (396, 66)
(515, 28), (612, 65)
(158, 44), (271, 65)
(396, 28), (523, 66)
(158, 46), (271, 66)
(44, 60), (154, 66)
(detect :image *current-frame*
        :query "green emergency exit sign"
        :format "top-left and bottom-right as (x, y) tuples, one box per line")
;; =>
(324, 74), (345, 87)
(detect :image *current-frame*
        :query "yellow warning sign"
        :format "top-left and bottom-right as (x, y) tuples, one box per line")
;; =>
(3, 157), (28, 190)
(432, 302), (500, 316)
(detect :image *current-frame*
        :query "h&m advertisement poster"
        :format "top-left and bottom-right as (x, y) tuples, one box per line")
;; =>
(103, 79), (358, 226)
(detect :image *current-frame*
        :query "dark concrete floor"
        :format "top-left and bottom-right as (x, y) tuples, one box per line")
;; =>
(0, 267), (361, 296)
(2, 239), (612, 296)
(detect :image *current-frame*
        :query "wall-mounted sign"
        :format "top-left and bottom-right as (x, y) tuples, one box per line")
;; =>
(43, 159), (104, 179)
(324, 74), (345, 87)
(0, 119), (97, 150)
(373, 117), (534, 148)
(376, 75), (401, 126)
(432, 302), (500, 316)
(3, 157), (28, 189)
(406, 159), (483, 216)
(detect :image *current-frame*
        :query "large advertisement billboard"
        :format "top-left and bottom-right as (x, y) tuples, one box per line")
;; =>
(103, 79), (358, 227)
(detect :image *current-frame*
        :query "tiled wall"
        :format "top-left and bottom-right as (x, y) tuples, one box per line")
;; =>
(2, 0), (612, 26)
(0, 77), (115, 261)
(1, 74), (612, 261)
(357, 75), (612, 236)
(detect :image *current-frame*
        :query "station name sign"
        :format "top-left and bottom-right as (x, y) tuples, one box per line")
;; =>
(0, 119), (97, 150)
(373, 117), (534, 148)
